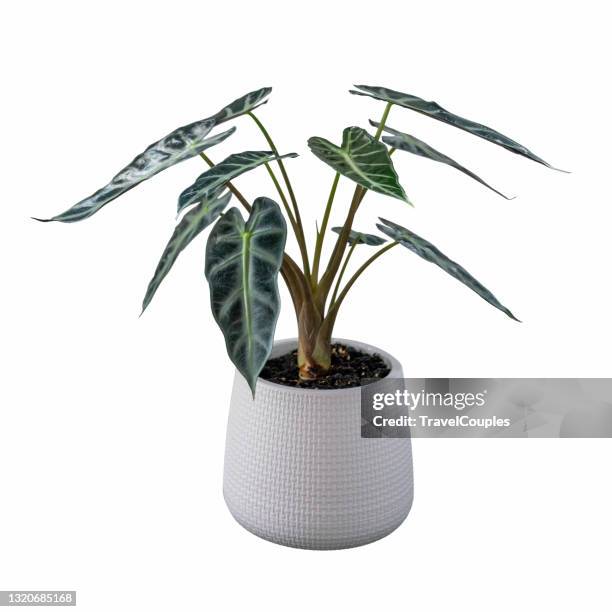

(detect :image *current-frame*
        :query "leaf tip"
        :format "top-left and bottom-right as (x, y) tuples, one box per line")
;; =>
(375, 222), (391, 238)
(507, 310), (522, 323)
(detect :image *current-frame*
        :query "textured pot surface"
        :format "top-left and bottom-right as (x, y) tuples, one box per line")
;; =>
(223, 338), (414, 550)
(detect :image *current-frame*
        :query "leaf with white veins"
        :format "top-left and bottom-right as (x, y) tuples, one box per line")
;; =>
(377, 218), (519, 321)
(36, 87), (273, 223)
(352, 85), (561, 170)
(141, 189), (232, 314)
(177, 150), (297, 214)
(370, 121), (511, 199)
(205, 198), (287, 394)
(308, 127), (410, 203)
(36, 126), (235, 223)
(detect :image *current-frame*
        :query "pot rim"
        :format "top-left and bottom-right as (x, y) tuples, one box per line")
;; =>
(252, 337), (402, 397)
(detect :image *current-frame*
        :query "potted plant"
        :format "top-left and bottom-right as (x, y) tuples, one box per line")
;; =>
(36, 85), (559, 549)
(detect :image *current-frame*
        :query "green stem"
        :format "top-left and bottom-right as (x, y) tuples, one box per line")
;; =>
(248, 111), (311, 279)
(329, 240), (356, 309)
(374, 102), (393, 140)
(311, 172), (340, 284)
(263, 162), (297, 228)
(328, 242), (398, 318)
(315, 185), (362, 311)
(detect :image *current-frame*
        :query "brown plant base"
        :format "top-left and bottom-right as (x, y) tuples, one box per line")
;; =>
(260, 343), (390, 389)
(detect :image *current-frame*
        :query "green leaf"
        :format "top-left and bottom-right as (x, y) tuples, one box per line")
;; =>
(35, 87), (273, 224)
(376, 218), (519, 321)
(370, 121), (511, 200)
(141, 189), (232, 314)
(35, 126), (235, 223)
(178, 150), (297, 214)
(331, 226), (386, 246)
(205, 197), (287, 394)
(213, 87), (272, 124)
(351, 85), (560, 170)
(308, 127), (411, 204)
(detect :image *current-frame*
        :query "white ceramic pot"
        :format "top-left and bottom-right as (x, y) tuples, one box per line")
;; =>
(223, 338), (414, 550)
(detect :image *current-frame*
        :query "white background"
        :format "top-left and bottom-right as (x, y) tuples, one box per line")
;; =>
(2, 1), (611, 610)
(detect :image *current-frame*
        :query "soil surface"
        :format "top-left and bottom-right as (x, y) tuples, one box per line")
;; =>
(260, 343), (390, 389)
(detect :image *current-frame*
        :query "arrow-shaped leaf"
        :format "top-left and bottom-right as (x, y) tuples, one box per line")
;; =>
(331, 226), (386, 246)
(36, 126), (235, 223)
(352, 85), (559, 170)
(370, 121), (511, 199)
(308, 127), (410, 204)
(35, 87), (273, 223)
(376, 218), (519, 321)
(205, 197), (287, 394)
(177, 150), (297, 214)
(141, 189), (232, 314)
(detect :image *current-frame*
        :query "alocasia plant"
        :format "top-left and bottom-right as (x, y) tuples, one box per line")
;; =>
(37, 85), (560, 393)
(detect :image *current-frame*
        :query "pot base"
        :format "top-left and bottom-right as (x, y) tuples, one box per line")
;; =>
(225, 498), (412, 550)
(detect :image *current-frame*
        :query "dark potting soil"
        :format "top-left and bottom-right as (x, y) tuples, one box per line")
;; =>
(259, 343), (390, 389)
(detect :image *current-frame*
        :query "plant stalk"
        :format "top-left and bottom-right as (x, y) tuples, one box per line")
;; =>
(311, 172), (340, 284)
(329, 240), (357, 308)
(373, 102), (393, 140)
(263, 162), (298, 228)
(314, 185), (363, 313)
(301, 241), (398, 378)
